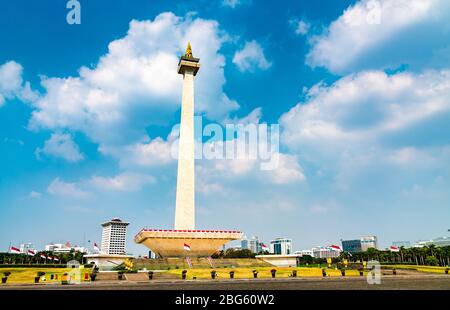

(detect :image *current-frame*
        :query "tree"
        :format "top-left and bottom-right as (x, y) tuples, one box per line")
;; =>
(223, 249), (255, 258)
(425, 256), (439, 266)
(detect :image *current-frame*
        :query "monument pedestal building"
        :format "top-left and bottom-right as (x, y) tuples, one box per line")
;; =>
(135, 43), (242, 258)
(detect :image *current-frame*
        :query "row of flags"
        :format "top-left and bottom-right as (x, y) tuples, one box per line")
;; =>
(8, 242), (101, 255)
(9, 246), (60, 261)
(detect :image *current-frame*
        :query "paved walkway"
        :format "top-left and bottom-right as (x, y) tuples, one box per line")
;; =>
(1, 274), (449, 290)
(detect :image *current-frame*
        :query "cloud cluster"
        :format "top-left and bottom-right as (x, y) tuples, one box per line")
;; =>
(281, 70), (450, 151)
(30, 12), (239, 157)
(0, 61), (37, 106)
(233, 40), (272, 72)
(292, 20), (310, 36)
(47, 178), (89, 198)
(307, 0), (450, 74)
(90, 172), (155, 192)
(222, 0), (251, 9)
(35, 133), (84, 162)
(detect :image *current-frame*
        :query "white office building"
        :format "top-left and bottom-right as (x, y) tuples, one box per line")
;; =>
(270, 238), (292, 255)
(312, 246), (340, 259)
(414, 237), (450, 248)
(360, 236), (378, 251)
(294, 250), (314, 257)
(101, 218), (129, 255)
(392, 241), (411, 248)
(44, 242), (86, 253)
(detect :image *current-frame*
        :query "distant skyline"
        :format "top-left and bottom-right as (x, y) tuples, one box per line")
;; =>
(1, 0), (450, 255)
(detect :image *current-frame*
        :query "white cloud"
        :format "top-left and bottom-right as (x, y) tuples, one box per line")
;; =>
(281, 70), (450, 150)
(90, 172), (155, 192)
(225, 107), (262, 125)
(307, 0), (450, 74)
(270, 153), (306, 184)
(101, 136), (176, 168)
(35, 133), (84, 162)
(47, 178), (89, 198)
(233, 40), (272, 72)
(385, 147), (437, 167)
(27, 191), (42, 199)
(0, 61), (38, 106)
(294, 20), (310, 35)
(29, 12), (239, 151)
(222, 0), (251, 8)
(198, 148), (305, 186)
(222, 0), (240, 8)
(280, 69), (450, 198)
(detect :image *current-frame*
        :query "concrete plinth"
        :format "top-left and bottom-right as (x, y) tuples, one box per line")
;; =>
(84, 254), (133, 270)
(255, 254), (301, 267)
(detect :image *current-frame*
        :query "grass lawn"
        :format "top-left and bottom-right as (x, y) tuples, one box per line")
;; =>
(166, 267), (364, 280)
(1, 267), (92, 284)
(385, 265), (449, 274)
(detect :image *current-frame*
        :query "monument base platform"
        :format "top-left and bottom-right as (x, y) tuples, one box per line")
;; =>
(134, 229), (242, 258)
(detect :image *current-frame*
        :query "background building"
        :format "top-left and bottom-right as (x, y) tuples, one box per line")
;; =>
(19, 243), (33, 254)
(312, 246), (340, 258)
(241, 236), (261, 254)
(342, 239), (362, 253)
(414, 236), (450, 248)
(360, 236), (378, 251)
(392, 241), (411, 248)
(270, 238), (292, 255)
(45, 242), (86, 253)
(294, 250), (314, 257)
(101, 218), (129, 255)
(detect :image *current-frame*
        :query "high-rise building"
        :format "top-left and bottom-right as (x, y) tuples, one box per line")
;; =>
(101, 218), (129, 255)
(360, 236), (378, 251)
(342, 239), (362, 253)
(270, 238), (292, 255)
(241, 236), (261, 254)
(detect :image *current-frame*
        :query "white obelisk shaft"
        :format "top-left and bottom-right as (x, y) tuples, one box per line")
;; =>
(174, 67), (196, 230)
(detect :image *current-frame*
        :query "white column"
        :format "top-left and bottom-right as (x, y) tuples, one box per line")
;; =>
(174, 67), (195, 230)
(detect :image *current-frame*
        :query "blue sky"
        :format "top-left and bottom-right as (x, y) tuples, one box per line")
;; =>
(1, 0), (449, 255)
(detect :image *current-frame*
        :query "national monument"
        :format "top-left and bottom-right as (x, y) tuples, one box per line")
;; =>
(134, 43), (242, 257)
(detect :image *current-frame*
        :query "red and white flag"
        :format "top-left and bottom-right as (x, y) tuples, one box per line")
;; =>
(48, 256), (53, 261)
(40, 254), (47, 259)
(390, 246), (400, 252)
(330, 245), (342, 251)
(93, 243), (100, 252)
(27, 249), (36, 256)
(53, 257), (59, 262)
(9, 246), (21, 254)
(183, 243), (191, 251)
(261, 243), (269, 252)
